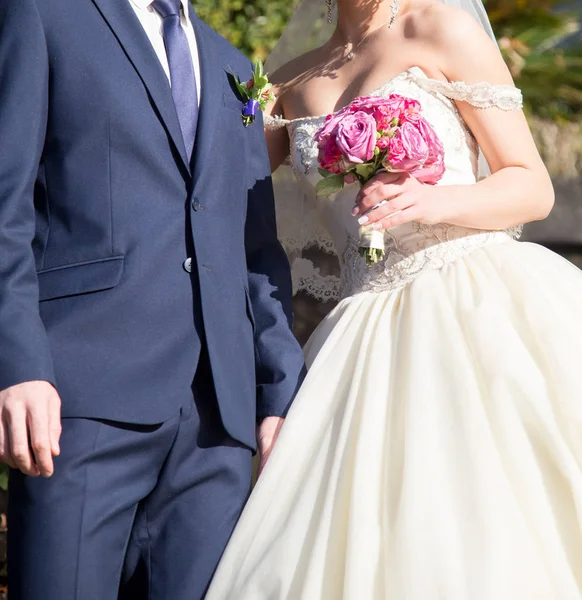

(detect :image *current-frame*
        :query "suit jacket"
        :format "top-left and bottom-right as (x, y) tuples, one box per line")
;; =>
(0, 0), (306, 449)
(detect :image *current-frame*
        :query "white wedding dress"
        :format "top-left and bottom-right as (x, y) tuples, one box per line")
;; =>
(206, 67), (582, 599)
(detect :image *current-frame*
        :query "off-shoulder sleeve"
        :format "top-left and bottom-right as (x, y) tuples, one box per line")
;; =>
(415, 78), (523, 111)
(264, 114), (291, 130)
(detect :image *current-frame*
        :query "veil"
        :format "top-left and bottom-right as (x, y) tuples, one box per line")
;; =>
(266, 0), (498, 302)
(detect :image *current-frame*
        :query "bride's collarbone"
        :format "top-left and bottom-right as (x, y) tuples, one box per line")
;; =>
(282, 63), (430, 121)
(280, 44), (443, 120)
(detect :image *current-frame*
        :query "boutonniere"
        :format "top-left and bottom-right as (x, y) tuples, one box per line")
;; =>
(231, 59), (275, 127)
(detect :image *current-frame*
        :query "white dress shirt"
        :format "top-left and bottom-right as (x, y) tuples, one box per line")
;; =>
(129, 0), (201, 106)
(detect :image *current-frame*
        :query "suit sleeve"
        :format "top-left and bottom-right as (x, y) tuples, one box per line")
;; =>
(0, 0), (55, 390)
(245, 110), (307, 421)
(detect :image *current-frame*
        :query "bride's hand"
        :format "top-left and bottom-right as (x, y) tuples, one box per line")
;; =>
(256, 416), (285, 478)
(352, 172), (443, 230)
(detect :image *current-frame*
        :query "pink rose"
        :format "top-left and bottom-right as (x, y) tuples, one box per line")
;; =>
(401, 109), (421, 124)
(349, 96), (391, 115)
(376, 136), (391, 151)
(384, 121), (429, 172)
(318, 136), (343, 174)
(374, 106), (397, 131)
(314, 113), (341, 147)
(335, 111), (377, 164)
(409, 117), (446, 184)
(414, 152), (446, 184)
(374, 95), (421, 129)
(386, 136), (406, 168)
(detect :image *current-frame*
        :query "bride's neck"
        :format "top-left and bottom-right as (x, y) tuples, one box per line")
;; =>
(335, 0), (407, 41)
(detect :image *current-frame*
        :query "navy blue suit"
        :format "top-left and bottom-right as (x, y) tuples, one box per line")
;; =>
(1, 0), (305, 597)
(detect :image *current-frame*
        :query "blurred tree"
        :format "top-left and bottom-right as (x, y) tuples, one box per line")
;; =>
(194, 0), (300, 59)
(485, 0), (582, 119)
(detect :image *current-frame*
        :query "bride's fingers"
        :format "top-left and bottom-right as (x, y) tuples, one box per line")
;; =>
(356, 171), (403, 200)
(353, 173), (407, 215)
(370, 205), (419, 230)
(357, 194), (413, 226)
(355, 179), (405, 214)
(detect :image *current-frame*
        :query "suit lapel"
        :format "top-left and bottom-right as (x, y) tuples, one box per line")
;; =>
(91, 0), (191, 173)
(190, 11), (226, 192)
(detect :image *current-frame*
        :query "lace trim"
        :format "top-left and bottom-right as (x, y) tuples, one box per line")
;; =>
(415, 78), (523, 111)
(273, 169), (335, 256)
(291, 257), (340, 302)
(265, 73), (523, 133)
(340, 224), (521, 298)
(264, 114), (290, 131)
(290, 120), (322, 176)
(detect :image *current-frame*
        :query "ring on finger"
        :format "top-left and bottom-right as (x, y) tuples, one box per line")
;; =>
(371, 209), (403, 230)
(357, 199), (390, 225)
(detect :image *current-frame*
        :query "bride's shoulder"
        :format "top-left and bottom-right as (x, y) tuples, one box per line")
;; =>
(406, 0), (513, 86)
(406, 1), (494, 52)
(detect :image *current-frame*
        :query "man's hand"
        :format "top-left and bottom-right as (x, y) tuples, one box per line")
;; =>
(0, 381), (62, 477)
(256, 416), (284, 479)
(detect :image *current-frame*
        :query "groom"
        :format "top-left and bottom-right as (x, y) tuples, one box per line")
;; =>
(0, 0), (305, 598)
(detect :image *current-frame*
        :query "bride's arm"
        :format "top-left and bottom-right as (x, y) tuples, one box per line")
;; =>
(264, 86), (291, 173)
(355, 5), (554, 231)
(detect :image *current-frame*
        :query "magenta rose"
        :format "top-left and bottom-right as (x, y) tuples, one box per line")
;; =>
(408, 117), (446, 184)
(384, 121), (429, 172)
(376, 136), (391, 151)
(318, 136), (343, 174)
(414, 152), (446, 184)
(373, 95), (421, 129)
(386, 136), (406, 169)
(314, 113), (341, 147)
(335, 111), (377, 164)
(374, 105), (398, 131)
(349, 95), (392, 115)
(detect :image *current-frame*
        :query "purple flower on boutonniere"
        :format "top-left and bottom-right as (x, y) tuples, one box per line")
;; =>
(230, 59), (275, 127)
(243, 99), (260, 120)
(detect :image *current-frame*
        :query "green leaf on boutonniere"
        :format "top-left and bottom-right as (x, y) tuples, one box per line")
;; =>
(233, 76), (250, 101)
(316, 174), (345, 196)
(256, 76), (269, 89)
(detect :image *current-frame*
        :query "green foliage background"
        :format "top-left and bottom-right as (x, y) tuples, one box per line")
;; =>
(193, 0), (581, 121)
(194, 0), (300, 60)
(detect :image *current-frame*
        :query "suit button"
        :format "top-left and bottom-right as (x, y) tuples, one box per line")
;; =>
(183, 258), (192, 273)
(192, 199), (201, 211)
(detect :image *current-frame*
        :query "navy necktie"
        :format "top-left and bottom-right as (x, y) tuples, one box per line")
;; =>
(152, 0), (198, 157)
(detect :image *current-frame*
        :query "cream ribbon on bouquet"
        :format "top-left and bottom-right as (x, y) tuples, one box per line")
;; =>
(358, 201), (402, 264)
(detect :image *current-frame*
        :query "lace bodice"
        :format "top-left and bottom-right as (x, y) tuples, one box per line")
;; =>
(268, 67), (524, 300)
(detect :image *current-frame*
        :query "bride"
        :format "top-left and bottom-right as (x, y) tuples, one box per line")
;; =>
(207, 0), (582, 597)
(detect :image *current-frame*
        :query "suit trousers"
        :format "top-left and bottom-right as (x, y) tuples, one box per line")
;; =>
(8, 354), (253, 600)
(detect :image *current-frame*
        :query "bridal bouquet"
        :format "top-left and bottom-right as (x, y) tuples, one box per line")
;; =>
(314, 94), (445, 265)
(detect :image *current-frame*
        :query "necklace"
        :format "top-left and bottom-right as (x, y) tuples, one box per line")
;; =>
(343, 0), (400, 61)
